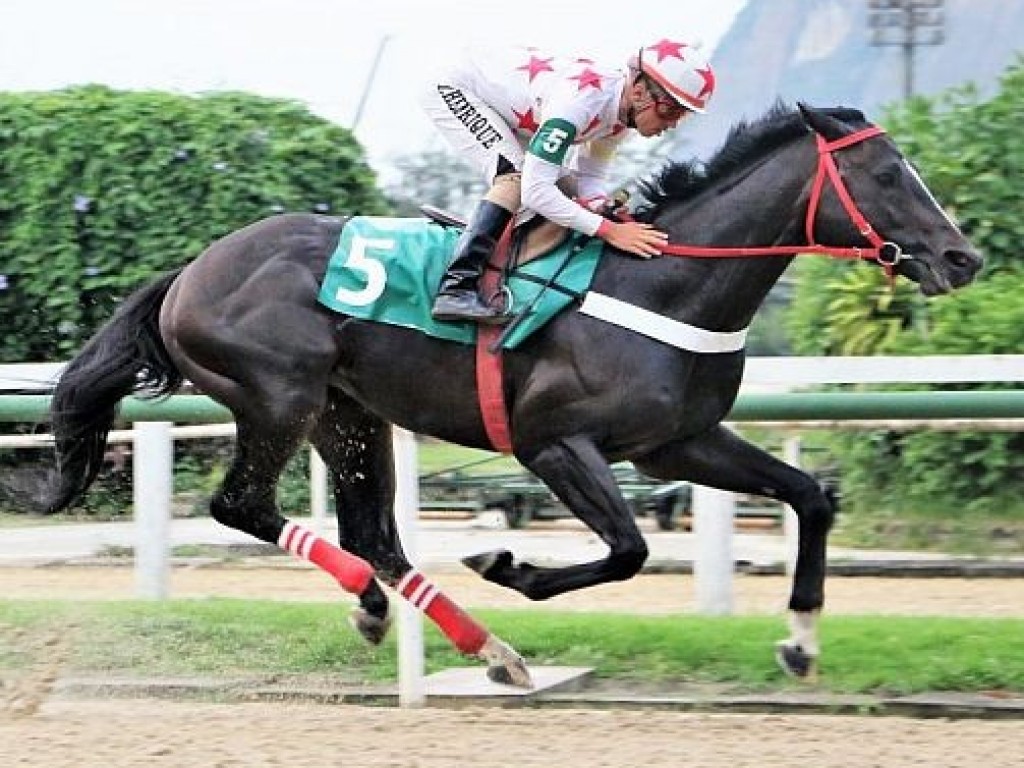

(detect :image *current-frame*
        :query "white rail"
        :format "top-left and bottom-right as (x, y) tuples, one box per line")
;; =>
(742, 354), (1024, 387)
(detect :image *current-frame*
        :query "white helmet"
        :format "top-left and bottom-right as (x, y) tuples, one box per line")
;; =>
(637, 39), (716, 114)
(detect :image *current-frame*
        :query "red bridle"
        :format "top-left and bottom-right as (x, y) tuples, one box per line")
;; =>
(651, 125), (904, 276)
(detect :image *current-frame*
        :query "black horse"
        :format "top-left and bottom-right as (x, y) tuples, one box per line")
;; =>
(34, 104), (981, 686)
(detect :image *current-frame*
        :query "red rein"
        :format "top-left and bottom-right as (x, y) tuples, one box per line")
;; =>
(645, 126), (903, 279)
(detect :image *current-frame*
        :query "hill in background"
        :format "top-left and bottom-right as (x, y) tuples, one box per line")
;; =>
(675, 0), (1024, 160)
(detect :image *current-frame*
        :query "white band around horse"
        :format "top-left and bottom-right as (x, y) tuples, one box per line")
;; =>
(580, 291), (749, 354)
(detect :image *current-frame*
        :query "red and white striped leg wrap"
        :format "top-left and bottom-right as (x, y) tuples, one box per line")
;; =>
(397, 570), (489, 655)
(278, 521), (374, 596)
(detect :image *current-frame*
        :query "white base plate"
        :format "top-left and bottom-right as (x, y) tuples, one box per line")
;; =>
(423, 666), (593, 698)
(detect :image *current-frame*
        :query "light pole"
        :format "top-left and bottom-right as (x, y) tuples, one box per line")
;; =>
(351, 34), (393, 132)
(867, 0), (946, 100)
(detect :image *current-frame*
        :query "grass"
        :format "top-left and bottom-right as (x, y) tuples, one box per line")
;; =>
(1, 599), (1021, 696)
(416, 439), (522, 477)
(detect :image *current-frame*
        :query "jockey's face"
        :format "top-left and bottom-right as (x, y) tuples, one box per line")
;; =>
(628, 78), (693, 137)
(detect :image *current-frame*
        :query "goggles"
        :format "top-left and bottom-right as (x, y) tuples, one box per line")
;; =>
(642, 77), (690, 121)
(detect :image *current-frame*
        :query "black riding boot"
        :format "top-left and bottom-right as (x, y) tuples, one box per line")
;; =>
(431, 200), (513, 324)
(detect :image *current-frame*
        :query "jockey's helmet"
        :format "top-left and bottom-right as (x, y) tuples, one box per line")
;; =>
(635, 39), (716, 114)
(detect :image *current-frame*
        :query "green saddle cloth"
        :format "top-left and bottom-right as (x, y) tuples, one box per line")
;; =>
(317, 216), (603, 349)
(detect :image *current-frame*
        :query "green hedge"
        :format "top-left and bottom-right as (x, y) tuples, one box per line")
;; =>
(0, 85), (390, 361)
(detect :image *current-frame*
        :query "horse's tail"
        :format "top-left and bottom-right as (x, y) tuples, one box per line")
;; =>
(41, 269), (186, 513)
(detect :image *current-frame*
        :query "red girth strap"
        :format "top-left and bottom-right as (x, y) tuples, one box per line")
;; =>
(475, 229), (514, 454)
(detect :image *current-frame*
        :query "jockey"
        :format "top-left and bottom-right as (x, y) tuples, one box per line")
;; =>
(421, 39), (716, 324)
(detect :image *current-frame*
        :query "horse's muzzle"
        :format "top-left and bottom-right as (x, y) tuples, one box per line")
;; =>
(898, 246), (983, 295)
(942, 248), (984, 286)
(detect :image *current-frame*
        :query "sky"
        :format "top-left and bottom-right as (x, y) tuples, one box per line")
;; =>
(0, 0), (746, 180)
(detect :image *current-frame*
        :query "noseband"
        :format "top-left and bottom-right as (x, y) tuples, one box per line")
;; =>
(653, 125), (906, 277)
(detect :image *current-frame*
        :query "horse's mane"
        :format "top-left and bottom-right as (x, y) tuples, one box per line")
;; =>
(635, 103), (867, 219)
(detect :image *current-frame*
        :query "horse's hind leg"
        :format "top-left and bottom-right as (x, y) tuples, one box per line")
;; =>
(209, 416), (391, 639)
(310, 391), (532, 687)
(634, 425), (836, 680)
(309, 391), (410, 581)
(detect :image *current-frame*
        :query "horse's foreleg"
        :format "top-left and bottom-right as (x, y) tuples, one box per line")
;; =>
(634, 426), (836, 680)
(310, 397), (531, 687)
(466, 435), (649, 600)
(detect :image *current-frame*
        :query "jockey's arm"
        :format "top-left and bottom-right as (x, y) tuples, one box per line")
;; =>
(569, 132), (624, 203)
(522, 119), (666, 258)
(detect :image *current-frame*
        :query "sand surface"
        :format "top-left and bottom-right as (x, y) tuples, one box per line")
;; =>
(3, 699), (1022, 768)
(3, 564), (1021, 767)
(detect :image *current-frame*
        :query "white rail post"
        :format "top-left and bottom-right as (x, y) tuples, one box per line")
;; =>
(692, 484), (735, 614)
(392, 427), (425, 706)
(133, 421), (172, 599)
(310, 446), (328, 526)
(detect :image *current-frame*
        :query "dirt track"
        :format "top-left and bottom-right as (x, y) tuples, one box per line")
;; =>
(3, 699), (1023, 768)
(2, 564), (1022, 767)
(2, 562), (1022, 616)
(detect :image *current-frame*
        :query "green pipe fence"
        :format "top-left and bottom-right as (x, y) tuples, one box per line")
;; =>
(1, 390), (1023, 424)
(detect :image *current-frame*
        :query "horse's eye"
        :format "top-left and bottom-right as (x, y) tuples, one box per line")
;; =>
(875, 165), (900, 187)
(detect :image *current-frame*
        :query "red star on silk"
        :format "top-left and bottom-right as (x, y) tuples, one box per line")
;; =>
(512, 106), (541, 135)
(569, 67), (603, 91)
(579, 115), (602, 137)
(517, 54), (554, 82)
(695, 65), (716, 100)
(646, 38), (687, 62)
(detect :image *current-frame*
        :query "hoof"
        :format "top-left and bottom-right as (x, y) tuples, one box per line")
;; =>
(478, 634), (533, 689)
(486, 665), (516, 686)
(462, 549), (513, 578)
(349, 607), (392, 646)
(775, 641), (818, 681)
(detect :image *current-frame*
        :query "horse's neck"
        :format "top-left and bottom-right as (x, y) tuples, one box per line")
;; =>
(617, 140), (812, 332)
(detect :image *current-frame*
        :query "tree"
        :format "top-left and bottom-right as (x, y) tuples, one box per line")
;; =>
(0, 85), (390, 361)
(384, 149), (485, 218)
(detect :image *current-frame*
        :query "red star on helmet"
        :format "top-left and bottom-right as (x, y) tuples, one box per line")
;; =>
(647, 39), (688, 62)
(512, 106), (541, 135)
(569, 67), (603, 91)
(517, 55), (554, 82)
(696, 65), (715, 100)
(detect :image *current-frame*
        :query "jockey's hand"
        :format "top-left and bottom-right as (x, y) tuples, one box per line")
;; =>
(597, 220), (668, 258)
(580, 193), (630, 220)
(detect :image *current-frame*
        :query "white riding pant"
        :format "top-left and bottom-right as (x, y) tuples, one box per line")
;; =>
(419, 77), (526, 185)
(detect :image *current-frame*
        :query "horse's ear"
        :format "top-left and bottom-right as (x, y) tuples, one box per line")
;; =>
(797, 102), (852, 142)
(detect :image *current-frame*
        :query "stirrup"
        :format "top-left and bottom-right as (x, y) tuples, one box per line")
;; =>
(431, 292), (510, 325)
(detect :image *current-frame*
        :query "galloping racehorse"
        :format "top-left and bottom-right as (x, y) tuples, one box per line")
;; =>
(34, 104), (982, 686)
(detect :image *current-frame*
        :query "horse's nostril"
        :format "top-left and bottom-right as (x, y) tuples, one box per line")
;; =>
(945, 250), (979, 271)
